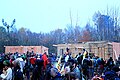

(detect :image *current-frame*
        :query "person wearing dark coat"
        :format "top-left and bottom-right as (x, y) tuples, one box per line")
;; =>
(104, 66), (120, 80)
(106, 57), (114, 70)
(13, 61), (23, 80)
(31, 59), (44, 80)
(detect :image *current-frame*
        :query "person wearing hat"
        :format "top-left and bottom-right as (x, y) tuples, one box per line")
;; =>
(15, 54), (25, 72)
(0, 61), (12, 80)
(65, 48), (71, 63)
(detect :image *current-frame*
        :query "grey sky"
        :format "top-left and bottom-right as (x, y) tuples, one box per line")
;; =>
(0, 0), (120, 33)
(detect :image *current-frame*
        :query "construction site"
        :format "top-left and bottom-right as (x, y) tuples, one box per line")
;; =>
(54, 41), (120, 60)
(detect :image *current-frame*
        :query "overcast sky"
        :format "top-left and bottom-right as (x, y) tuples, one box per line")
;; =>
(0, 0), (120, 33)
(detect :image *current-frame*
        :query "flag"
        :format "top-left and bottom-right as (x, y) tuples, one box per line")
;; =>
(56, 55), (62, 72)
(60, 64), (65, 75)
(83, 51), (87, 59)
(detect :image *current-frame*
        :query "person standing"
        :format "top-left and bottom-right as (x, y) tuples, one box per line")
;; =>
(42, 52), (49, 70)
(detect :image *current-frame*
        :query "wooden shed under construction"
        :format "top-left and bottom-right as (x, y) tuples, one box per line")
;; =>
(53, 41), (120, 60)
(4, 46), (48, 55)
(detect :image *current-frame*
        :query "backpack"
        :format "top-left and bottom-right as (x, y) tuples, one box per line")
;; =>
(68, 55), (72, 60)
(88, 60), (92, 66)
(14, 69), (23, 80)
(82, 59), (88, 69)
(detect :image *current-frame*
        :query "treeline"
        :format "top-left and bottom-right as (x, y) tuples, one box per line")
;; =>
(0, 10), (120, 53)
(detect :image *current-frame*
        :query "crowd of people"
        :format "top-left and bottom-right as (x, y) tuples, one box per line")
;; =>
(0, 48), (120, 80)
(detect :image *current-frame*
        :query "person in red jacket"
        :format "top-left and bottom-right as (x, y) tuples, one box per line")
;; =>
(30, 55), (36, 68)
(42, 52), (48, 70)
